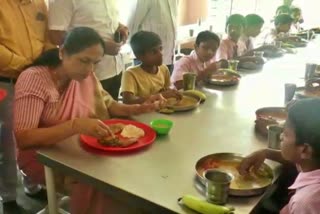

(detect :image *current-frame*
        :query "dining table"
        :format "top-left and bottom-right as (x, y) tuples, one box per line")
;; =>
(37, 38), (320, 214)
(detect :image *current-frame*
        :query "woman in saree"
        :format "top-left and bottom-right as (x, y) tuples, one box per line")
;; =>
(14, 27), (164, 213)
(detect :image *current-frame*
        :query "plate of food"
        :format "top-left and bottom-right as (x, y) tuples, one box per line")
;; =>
(159, 94), (201, 113)
(80, 119), (156, 152)
(239, 62), (264, 71)
(207, 69), (241, 86)
(255, 107), (287, 136)
(195, 153), (274, 196)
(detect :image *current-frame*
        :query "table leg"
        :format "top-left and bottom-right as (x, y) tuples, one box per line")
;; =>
(44, 166), (58, 214)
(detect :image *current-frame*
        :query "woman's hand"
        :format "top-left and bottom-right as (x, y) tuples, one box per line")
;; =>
(237, 149), (268, 176)
(72, 118), (113, 138)
(145, 94), (167, 106)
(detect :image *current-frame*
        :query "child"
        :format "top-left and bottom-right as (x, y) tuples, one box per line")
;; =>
(216, 14), (247, 60)
(290, 7), (303, 33)
(240, 14), (265, 55)
(216, 14), (264, 66)
(238, 98), (320, 214)
(171, 31), (228, 90)
(121, 31), (181, 104)
(265, 14), (294, 43)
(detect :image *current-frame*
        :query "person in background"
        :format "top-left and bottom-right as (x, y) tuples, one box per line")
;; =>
(49, 0), (129, 100)
(121, 31), (181, 104)
(240, 14), (265, 55)
(171, 31), (228, 90)
(265, 14), (294, 43)
(128, 0), (178, 73)
(290, 7), (304, 33)
(216, 14), (263, 66)
(0, 0), (54, 209)
(238, 98), (320, 214)
(14, 27), (165, 214)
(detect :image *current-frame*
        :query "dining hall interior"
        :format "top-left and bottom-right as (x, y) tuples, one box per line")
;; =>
(1, 0), (320, 213)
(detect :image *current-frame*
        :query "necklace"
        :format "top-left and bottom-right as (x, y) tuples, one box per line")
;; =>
(51, 70), (70, 95)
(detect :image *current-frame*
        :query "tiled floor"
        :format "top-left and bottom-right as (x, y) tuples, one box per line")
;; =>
(1, 174), (47, 214)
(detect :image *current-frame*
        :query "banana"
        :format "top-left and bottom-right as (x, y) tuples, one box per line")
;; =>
(179, 195), (233, 214)
(183, 90), (206, 102)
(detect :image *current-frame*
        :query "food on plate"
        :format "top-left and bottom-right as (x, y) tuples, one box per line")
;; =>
(98, 124), (144, 147)
(99, 135), (138, 147)
(120, 124), (145, 138)
(199, 159), (272, 190)
(211, 73), (239, 82)
(166, 96), (198, 107)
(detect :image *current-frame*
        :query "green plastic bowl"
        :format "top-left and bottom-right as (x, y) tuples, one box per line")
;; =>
(150, 119), (173, 135)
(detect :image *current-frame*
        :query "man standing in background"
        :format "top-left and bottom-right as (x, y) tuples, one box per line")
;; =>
(0, 0), (53, 211)
(49, 0), (129, 100)
(128, 0), (178, 73)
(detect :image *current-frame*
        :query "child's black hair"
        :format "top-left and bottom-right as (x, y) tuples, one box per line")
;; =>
(195, 31), (220, 47)
(287, 98), (320, 164)
(130, 31), (162, 57)
(225, 14), (245, 32)
(245, 14), (264, 27)
(274, 14), (293, 26)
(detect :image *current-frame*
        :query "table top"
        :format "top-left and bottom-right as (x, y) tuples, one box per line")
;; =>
(37, 40), (320, 214)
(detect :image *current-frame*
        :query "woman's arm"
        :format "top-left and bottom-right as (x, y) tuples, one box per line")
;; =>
(15, 120), (75, 149)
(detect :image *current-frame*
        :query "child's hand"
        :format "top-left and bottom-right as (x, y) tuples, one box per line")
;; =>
(161, 89), (183, 100)
(145, 94), (167, 109)
(237, 149), (267, 176)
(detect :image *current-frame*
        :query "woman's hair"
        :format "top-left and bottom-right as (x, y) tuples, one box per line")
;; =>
(130, 31), (162, 57)
(195, 31), (220, 47)
(287, 98), (320, 164)
(28, 27), (106, 68)
(274, 14), (293, 26)
(225, 14), (245, 32)
(245, 14), (264, 27)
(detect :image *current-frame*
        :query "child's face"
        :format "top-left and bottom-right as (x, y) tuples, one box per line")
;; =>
(277, 23), (292, 33)
(280, 126), (299, 162)
(139, 44), (163, 67)
(227, 24), (243, 41)
(280, 122), (313, 164)
(291, 11), (301, 23)
(246, 24), (263, 38)
(195, 40), (219, 62)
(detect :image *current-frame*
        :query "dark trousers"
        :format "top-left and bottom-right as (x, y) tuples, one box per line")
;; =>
(100, 73), (122, 101)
